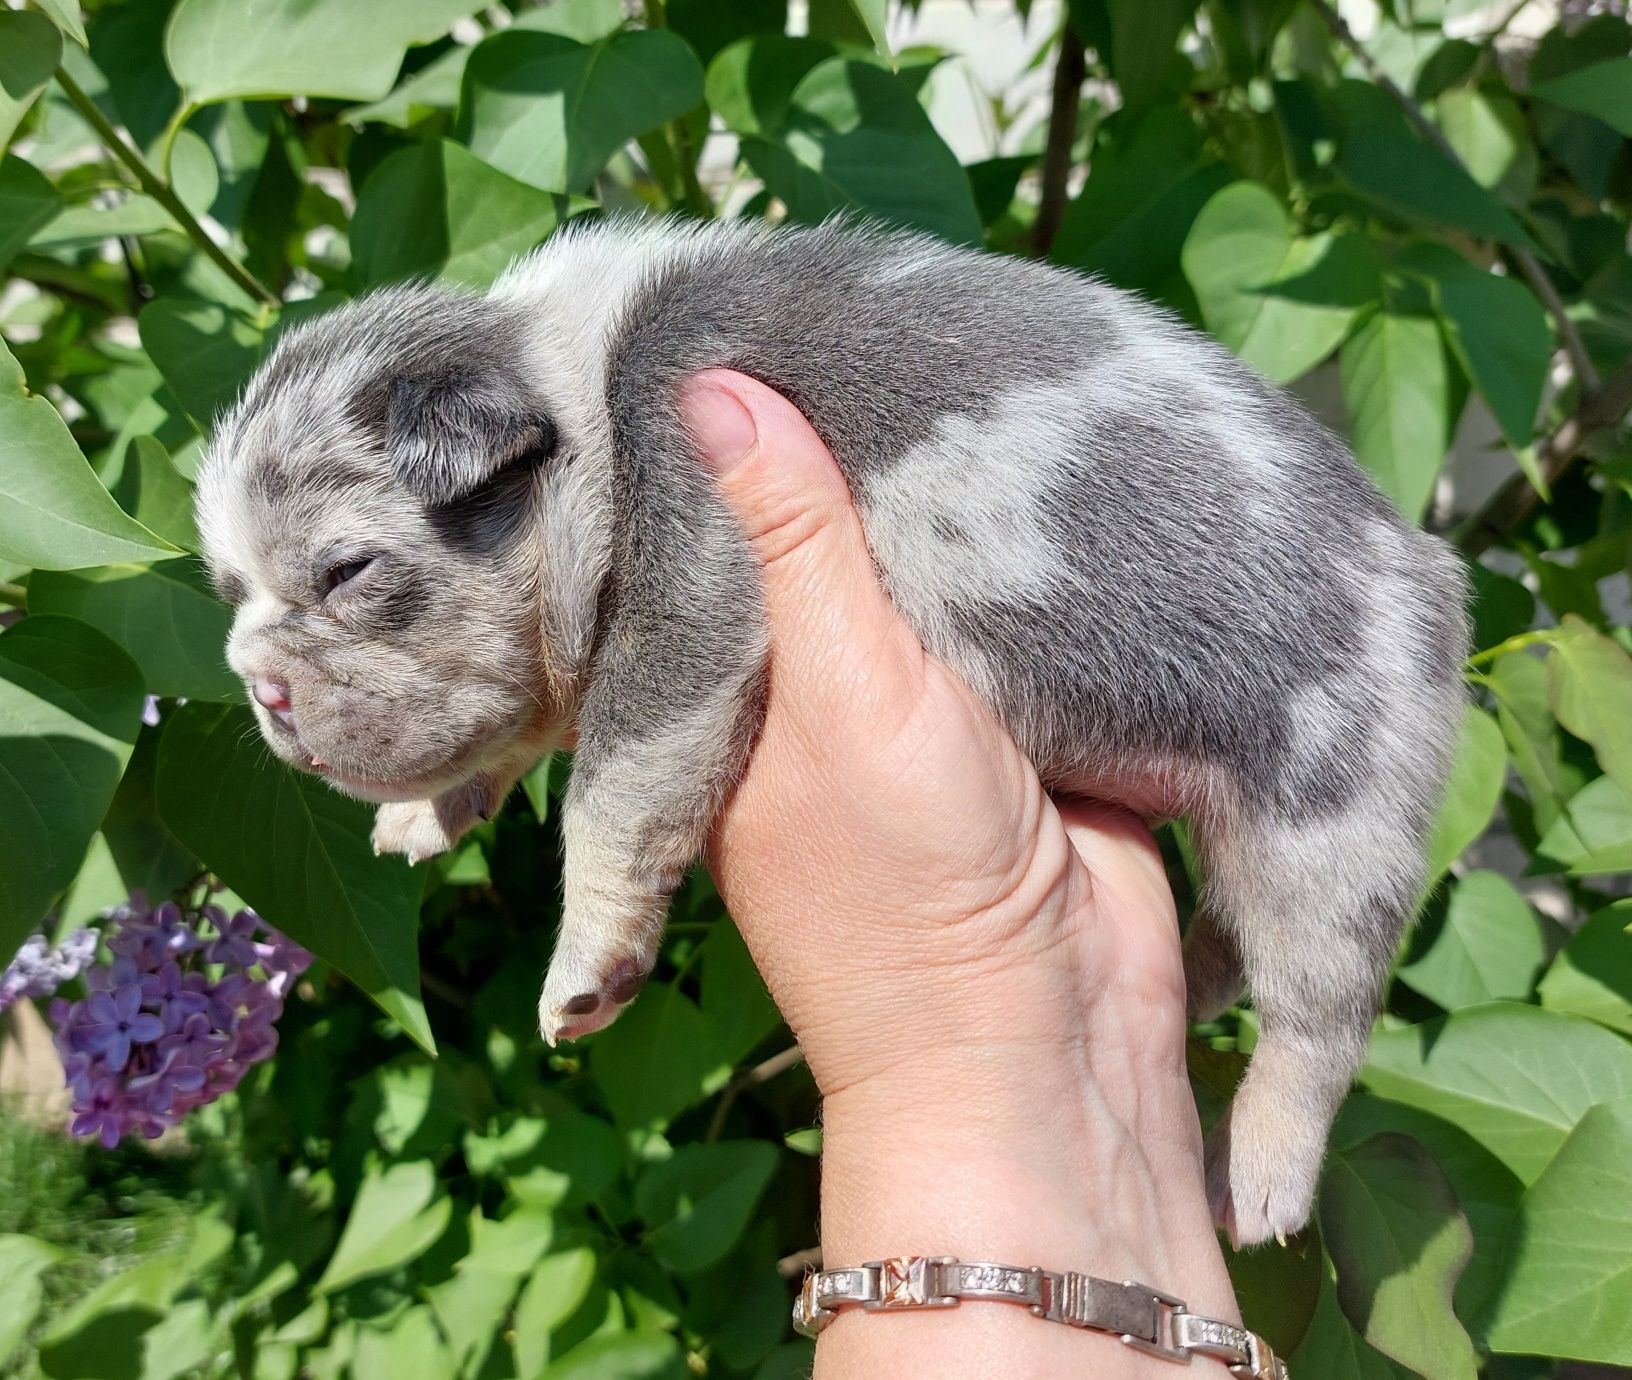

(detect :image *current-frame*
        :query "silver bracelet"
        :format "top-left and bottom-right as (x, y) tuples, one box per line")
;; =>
(793, 1255), (1287, 1379)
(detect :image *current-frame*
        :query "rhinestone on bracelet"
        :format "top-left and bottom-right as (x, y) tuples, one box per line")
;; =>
(792, 1255), (1288, 1379)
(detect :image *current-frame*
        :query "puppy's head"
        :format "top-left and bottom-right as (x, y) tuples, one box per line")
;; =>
(196, 287), (558, 802)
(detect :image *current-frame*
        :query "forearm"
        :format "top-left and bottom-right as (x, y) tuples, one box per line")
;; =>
(812, 1029), (1238, 1377)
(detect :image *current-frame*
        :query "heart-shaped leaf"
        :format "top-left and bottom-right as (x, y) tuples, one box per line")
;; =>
(635, 1141), (778, 1272)
(316, 1161), (452, 1293)
(352, 139), (585, 289)
(0, 616), (145, 962)
(1538, 899), (1632, 1036)
(0, 12), (61, 149)
(1340, 309), (1452, 520)
(0, 341), (180, 570)
(155, 703), (433, 1052)
(29, 559), (239, 702)
(459, 28), (704, 193)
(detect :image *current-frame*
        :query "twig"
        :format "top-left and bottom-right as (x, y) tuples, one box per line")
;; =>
(778, 1246), (823, 1278)
(705, 1044), (806, 1142)
(1032, 27), (1086, 258)
(53, 68), (280, 309)
(0, 582), (28, 609)
(1307, 0), (1600, 394)
(1456, 359), (1632, 555)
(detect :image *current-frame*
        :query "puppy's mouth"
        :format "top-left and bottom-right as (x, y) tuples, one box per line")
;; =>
(254, 704), (472, 804)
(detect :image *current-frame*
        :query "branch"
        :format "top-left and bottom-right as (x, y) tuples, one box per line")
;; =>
(1032, 27), (1087, 258)
(53, 69), (280, 310)
(1307, 0), (1600, 393)
(1456, 359), (1632, 555)
(704, 1044), (806, 1142)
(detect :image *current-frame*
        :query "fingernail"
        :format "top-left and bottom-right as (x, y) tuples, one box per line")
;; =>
(681, 381), (758, 475)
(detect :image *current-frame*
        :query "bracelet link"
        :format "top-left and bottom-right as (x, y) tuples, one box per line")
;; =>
(1118, 1281), (1191, 1362)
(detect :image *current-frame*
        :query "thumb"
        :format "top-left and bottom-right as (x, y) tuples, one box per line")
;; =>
(679, 369), (905, 673)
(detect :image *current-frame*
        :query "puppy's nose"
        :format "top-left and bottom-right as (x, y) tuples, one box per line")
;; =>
(252, 677), (296, 730)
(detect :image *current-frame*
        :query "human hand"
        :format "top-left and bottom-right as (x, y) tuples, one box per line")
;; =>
(681, 371), (1239, 1377)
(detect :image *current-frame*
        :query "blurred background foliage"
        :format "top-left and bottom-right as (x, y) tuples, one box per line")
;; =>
(2, 0), (1632, 1376)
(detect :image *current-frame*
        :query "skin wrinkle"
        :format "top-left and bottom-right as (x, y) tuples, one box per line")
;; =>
(197, 216), (1467, 1249)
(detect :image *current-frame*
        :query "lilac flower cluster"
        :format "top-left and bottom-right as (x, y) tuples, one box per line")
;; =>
(0, 928), (98, 1013)
(42, 895), (312, 1148)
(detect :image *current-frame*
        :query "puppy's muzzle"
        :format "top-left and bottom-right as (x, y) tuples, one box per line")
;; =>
(253, 676), (296, 732)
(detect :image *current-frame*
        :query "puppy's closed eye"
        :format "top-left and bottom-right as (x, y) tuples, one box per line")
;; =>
(322, 556), (375, 597)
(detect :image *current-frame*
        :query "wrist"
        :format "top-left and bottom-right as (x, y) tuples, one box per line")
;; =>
(812, 1042), (1239, 1377)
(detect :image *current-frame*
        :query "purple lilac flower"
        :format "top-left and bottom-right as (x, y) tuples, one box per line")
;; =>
(0, 926), (98, 1013)
(28, 894), (311, 1148)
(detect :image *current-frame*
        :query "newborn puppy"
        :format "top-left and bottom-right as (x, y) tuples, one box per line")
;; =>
(196, 217), (1467, 1244)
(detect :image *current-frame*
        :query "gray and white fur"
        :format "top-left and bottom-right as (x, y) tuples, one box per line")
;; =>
(196, 217), (1468, 1245)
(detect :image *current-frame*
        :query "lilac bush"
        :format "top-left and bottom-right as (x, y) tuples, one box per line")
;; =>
(13, 894), (316, 1148)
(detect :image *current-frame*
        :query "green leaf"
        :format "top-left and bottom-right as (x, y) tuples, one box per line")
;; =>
(591, 980), (714, 1134)
(351, 1306), (454, 1380)
(1534, 774), (1632, 876)
(164, 0), (487, 105)
(0, 340), (181, 570)
(699, 920), (782, 1071)
(0, 617), (144, 963)
(542, 1331), (688, 1380)
(1483, 1093), (1632, 1361)
(1053, 104), (1229, 294)
(0, 12), (61, 148)
(705, 36), (834, 137)
(37, 1251), (183, 1380)
(1533, 57), (1632, 136)
(1424, 706), (1506, 881)
(1290, 1271), (1416, 1380)
(636, 1141), (779, 1272)
(740, 58), (981, 244)
(316, 1161), (452, 1294)
(1548, 614), (1632, 795)
(28, 560), (239, 702)
(1538, 899), (1632, 1036)
(32, 0), (86, 47)
(1340, 310), (1451, 520)
(109, 436), (202, 554)
(1319, 1134), (1478, 1380)
(1361, 1003), (1632, 1184)
(427, 1265), (523, 1376)
(459, 28), (705, 193)
(842, 0), (889, 53)
(0, 153), (61, 273)
(1488, 650), (1586, 836)
(1104, 0), (1198, 111)
(1397, 870), (1549, 1010)
(101, 723), (200, 901)
(0, 1236), (64, 1370)
(352, 139), (584, 289)
(512, 1245), (598, 1337)
(1412, 251), (1553, 450)
(155, 703), (434, 1052)
(1336, 130), (1534, 249)
(1182, 182), (1372, 383)
(137, 298), (266, 433)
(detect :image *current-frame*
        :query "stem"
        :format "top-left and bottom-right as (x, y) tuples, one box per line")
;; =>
(705, 1044), (806, 1142)
(0, 582), (28, 608)
(1307, 0), (1600, 393)
(1456, 359), (1632, 555)
(1464, 628), (1561, 668)
(1032, 26), (1087, 257)
(156, 99), (199, 183)
(54, 69), (280, 309)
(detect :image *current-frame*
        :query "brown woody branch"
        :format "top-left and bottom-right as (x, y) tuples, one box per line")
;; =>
(1032, 27), (1087, 258)
(1456, 360), (1632, 555)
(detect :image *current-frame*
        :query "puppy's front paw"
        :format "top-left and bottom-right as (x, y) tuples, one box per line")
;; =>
(538, 921), (658, 1046)
(1204, 1095), (1324, 1248)
(372, 799), (459, 864)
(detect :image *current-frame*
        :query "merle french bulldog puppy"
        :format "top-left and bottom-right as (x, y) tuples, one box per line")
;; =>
(196, 216), (1467, 1244)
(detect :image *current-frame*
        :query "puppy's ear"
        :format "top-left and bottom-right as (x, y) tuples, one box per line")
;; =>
(387, 371), (554, 506)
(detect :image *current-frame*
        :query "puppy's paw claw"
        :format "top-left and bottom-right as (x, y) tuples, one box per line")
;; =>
(539, 957), (652, 1045)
